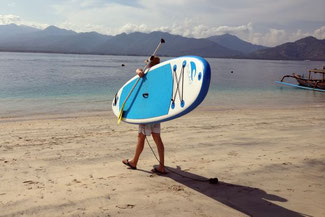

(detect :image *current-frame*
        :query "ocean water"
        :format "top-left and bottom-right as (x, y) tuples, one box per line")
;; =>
(0, 52), (324, 117)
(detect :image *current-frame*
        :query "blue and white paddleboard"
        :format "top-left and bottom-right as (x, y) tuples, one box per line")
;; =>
(112, 56), (211, 124)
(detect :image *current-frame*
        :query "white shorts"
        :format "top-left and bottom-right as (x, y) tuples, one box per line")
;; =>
(138, 123), (161, 136)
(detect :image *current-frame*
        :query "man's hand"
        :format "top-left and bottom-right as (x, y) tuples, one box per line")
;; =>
(136, 68), (144, 78)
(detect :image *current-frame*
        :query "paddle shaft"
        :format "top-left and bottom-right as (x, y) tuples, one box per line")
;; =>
(119, 39), (165, 114)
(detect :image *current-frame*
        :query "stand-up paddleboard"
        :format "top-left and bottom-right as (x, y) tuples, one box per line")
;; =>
(112, 56), (211, 124)
(275, 81), (325, 92)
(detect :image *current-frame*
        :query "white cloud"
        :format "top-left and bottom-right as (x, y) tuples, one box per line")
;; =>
(119, 23), (150, 34)
(249, 26), (325, 47)
(1, 13), (323, 47)
(251, 29), (300, 47)
(314, 26), (325, 39)
(264, 29), (287, 47)
(44, 0), (325, 46)
(59, 21), (104, 33)
(0, 14), (21, 24)
(0, 14), (47, 29)
(97, 20), (254, 39)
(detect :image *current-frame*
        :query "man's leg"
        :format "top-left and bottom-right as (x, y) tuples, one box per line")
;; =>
(152, 133), (166, 173)
(123, 133), (146, 168)
(131, 133), (146, 166)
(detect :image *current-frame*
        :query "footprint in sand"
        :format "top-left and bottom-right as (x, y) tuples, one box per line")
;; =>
(228, 151), (238, 156)
(72, 179), (82, 184)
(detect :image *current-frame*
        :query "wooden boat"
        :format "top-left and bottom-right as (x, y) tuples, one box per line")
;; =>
(276, 66), (325, 92)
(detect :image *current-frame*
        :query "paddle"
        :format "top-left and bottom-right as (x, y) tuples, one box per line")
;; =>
(117, 38), (165, 124)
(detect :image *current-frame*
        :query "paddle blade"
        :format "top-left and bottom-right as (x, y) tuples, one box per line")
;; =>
(117, 111), (123, 124)
(117, 103), (125, 124)
(117, 115), (122, 124)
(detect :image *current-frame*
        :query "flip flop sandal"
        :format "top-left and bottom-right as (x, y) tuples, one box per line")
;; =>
(123, 159), (137, 170)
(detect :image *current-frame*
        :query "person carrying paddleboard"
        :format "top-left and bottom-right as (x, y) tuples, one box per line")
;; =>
(122, 56), (167, 175)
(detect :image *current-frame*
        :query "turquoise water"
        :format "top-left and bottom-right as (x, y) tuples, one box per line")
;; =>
(0, 52), (324, 117)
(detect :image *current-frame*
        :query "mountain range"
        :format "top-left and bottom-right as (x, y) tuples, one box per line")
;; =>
(249, 36), (325, 60)
(0, 24), (324, 60)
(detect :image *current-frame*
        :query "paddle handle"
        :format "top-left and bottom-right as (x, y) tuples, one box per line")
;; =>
(151, 38), (165, 57)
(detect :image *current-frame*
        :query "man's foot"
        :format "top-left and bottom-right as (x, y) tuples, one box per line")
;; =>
(122, 159), (137, 170)
(151, 166), (167, 175)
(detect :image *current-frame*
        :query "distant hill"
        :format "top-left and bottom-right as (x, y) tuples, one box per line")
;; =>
(249, 36), (325, 60)
(96, 31), (241, 57)
(0, 24), (324, 60)
(0, 23), (40, 41)
(0, 25), (113, 53)
(41, 25), (77, 36)
(0, 24), (241, 57)
(207, 33), (267, 54)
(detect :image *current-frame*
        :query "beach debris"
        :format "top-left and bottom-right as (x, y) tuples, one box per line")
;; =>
(73, 179), (82, 183)
(209, 178), (219, 184)
(169, 185), (184, 191)
(116, 204), (135, 209)
(23, 180), (39, 185)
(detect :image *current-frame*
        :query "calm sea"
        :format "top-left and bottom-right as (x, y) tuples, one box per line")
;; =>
(0, 52), (324, 118)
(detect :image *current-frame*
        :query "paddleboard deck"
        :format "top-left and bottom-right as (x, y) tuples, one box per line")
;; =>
(112, 56), (211, 124)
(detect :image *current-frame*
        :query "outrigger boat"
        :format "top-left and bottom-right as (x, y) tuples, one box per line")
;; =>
(276, 66), (325, 92)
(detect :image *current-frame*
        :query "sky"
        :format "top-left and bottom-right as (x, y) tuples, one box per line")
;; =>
(0, 0), (324, 46)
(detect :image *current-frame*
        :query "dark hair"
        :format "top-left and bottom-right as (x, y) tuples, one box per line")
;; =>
(148, 56), (160, 67)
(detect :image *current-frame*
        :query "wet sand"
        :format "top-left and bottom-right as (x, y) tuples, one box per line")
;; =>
(0, 105), (324, 217)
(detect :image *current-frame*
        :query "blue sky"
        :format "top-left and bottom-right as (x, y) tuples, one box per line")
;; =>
(0, 0), (324, 46)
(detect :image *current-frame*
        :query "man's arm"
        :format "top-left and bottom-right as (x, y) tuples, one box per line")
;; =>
(136, 68), (144, 78)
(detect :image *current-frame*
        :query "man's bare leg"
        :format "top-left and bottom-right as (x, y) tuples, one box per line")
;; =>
(123, 133), (146, 168)
(152, 132), (166, 173)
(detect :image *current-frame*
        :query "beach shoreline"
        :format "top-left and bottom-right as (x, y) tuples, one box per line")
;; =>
(1, 105), (324, 216)
(1, 102), (324, 122)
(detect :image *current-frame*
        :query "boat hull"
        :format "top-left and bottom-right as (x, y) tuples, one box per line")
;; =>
(275, 81), (325, 92)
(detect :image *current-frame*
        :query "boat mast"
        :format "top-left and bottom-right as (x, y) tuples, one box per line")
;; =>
(309, 66), (325, 81)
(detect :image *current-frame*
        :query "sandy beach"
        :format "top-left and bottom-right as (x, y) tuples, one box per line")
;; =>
(0, 105), (324, 217)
